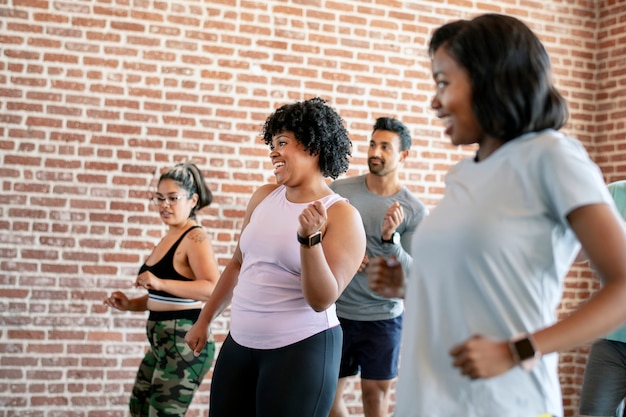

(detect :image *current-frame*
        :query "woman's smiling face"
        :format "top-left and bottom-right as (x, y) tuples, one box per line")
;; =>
(269, 131), (318, 186)
(430, 46), (484, 147)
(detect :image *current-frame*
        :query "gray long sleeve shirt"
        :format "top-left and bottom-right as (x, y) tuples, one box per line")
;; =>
(330, 175), (428, 321)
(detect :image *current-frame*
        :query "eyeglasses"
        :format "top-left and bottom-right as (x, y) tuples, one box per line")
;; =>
(150, 195), (188, 206)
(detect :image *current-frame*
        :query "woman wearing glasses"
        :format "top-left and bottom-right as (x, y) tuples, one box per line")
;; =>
(104, 162), (220, 417)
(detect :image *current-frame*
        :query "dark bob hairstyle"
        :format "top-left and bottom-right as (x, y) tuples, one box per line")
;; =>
(429, 13), (569, 142)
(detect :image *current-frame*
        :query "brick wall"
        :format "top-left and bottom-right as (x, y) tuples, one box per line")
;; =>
(1, 1), (624, 416)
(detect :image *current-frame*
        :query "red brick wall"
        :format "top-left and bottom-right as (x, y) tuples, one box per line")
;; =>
(1, 1), (624, 416)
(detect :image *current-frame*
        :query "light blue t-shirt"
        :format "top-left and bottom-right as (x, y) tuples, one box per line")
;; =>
(394, 130), (613, 417)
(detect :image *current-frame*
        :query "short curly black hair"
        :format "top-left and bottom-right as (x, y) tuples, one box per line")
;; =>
(261, 97), (352, 179)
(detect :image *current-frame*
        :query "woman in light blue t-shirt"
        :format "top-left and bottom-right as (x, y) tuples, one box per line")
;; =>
(368, 13), (626, 417)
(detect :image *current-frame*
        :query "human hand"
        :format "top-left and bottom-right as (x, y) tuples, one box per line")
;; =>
(367, 256), (405, 298)
(134, 271), (161, 291)
(381, 202), (404, 239)
(184, 321), (208, 357)
(103, 291), (130, 311)
(298, 200), (327, 237)
(357, 254), (369, 273)
(450, 335), (516, 379)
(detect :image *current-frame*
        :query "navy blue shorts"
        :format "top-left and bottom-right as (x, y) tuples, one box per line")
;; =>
(338, 314), (403, 380)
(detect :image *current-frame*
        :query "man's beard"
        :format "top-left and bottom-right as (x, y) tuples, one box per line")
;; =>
(368, 158), (384, 175)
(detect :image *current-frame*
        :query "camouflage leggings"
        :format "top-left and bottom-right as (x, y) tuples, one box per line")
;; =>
(129, 309), (215, 417)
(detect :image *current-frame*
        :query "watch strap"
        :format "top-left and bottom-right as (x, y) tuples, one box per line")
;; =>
(381, 231), (400, 244)
(297, 231), (322, 247)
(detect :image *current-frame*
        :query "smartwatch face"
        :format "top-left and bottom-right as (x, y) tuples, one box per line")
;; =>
(298, 231), (322, 247)
(514, 338), (535, 361)
(382, 232), (400, 244)
(309, 232), (322, 246)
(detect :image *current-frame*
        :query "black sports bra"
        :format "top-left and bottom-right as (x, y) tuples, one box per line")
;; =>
(139, 225), (201, 305)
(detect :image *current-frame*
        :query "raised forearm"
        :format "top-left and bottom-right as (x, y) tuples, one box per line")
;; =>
(300, 245), (341, 312)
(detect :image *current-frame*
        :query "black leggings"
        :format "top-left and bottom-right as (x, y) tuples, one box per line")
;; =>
(209, 326), (342, 417)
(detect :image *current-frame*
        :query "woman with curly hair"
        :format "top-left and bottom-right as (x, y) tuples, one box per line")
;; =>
(185, 97), (366, 417)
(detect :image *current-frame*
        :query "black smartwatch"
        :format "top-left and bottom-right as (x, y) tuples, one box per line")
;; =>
(509, 334), (541, 371)
(297, 231), (322, 248)
(381, 232), (400, 245)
